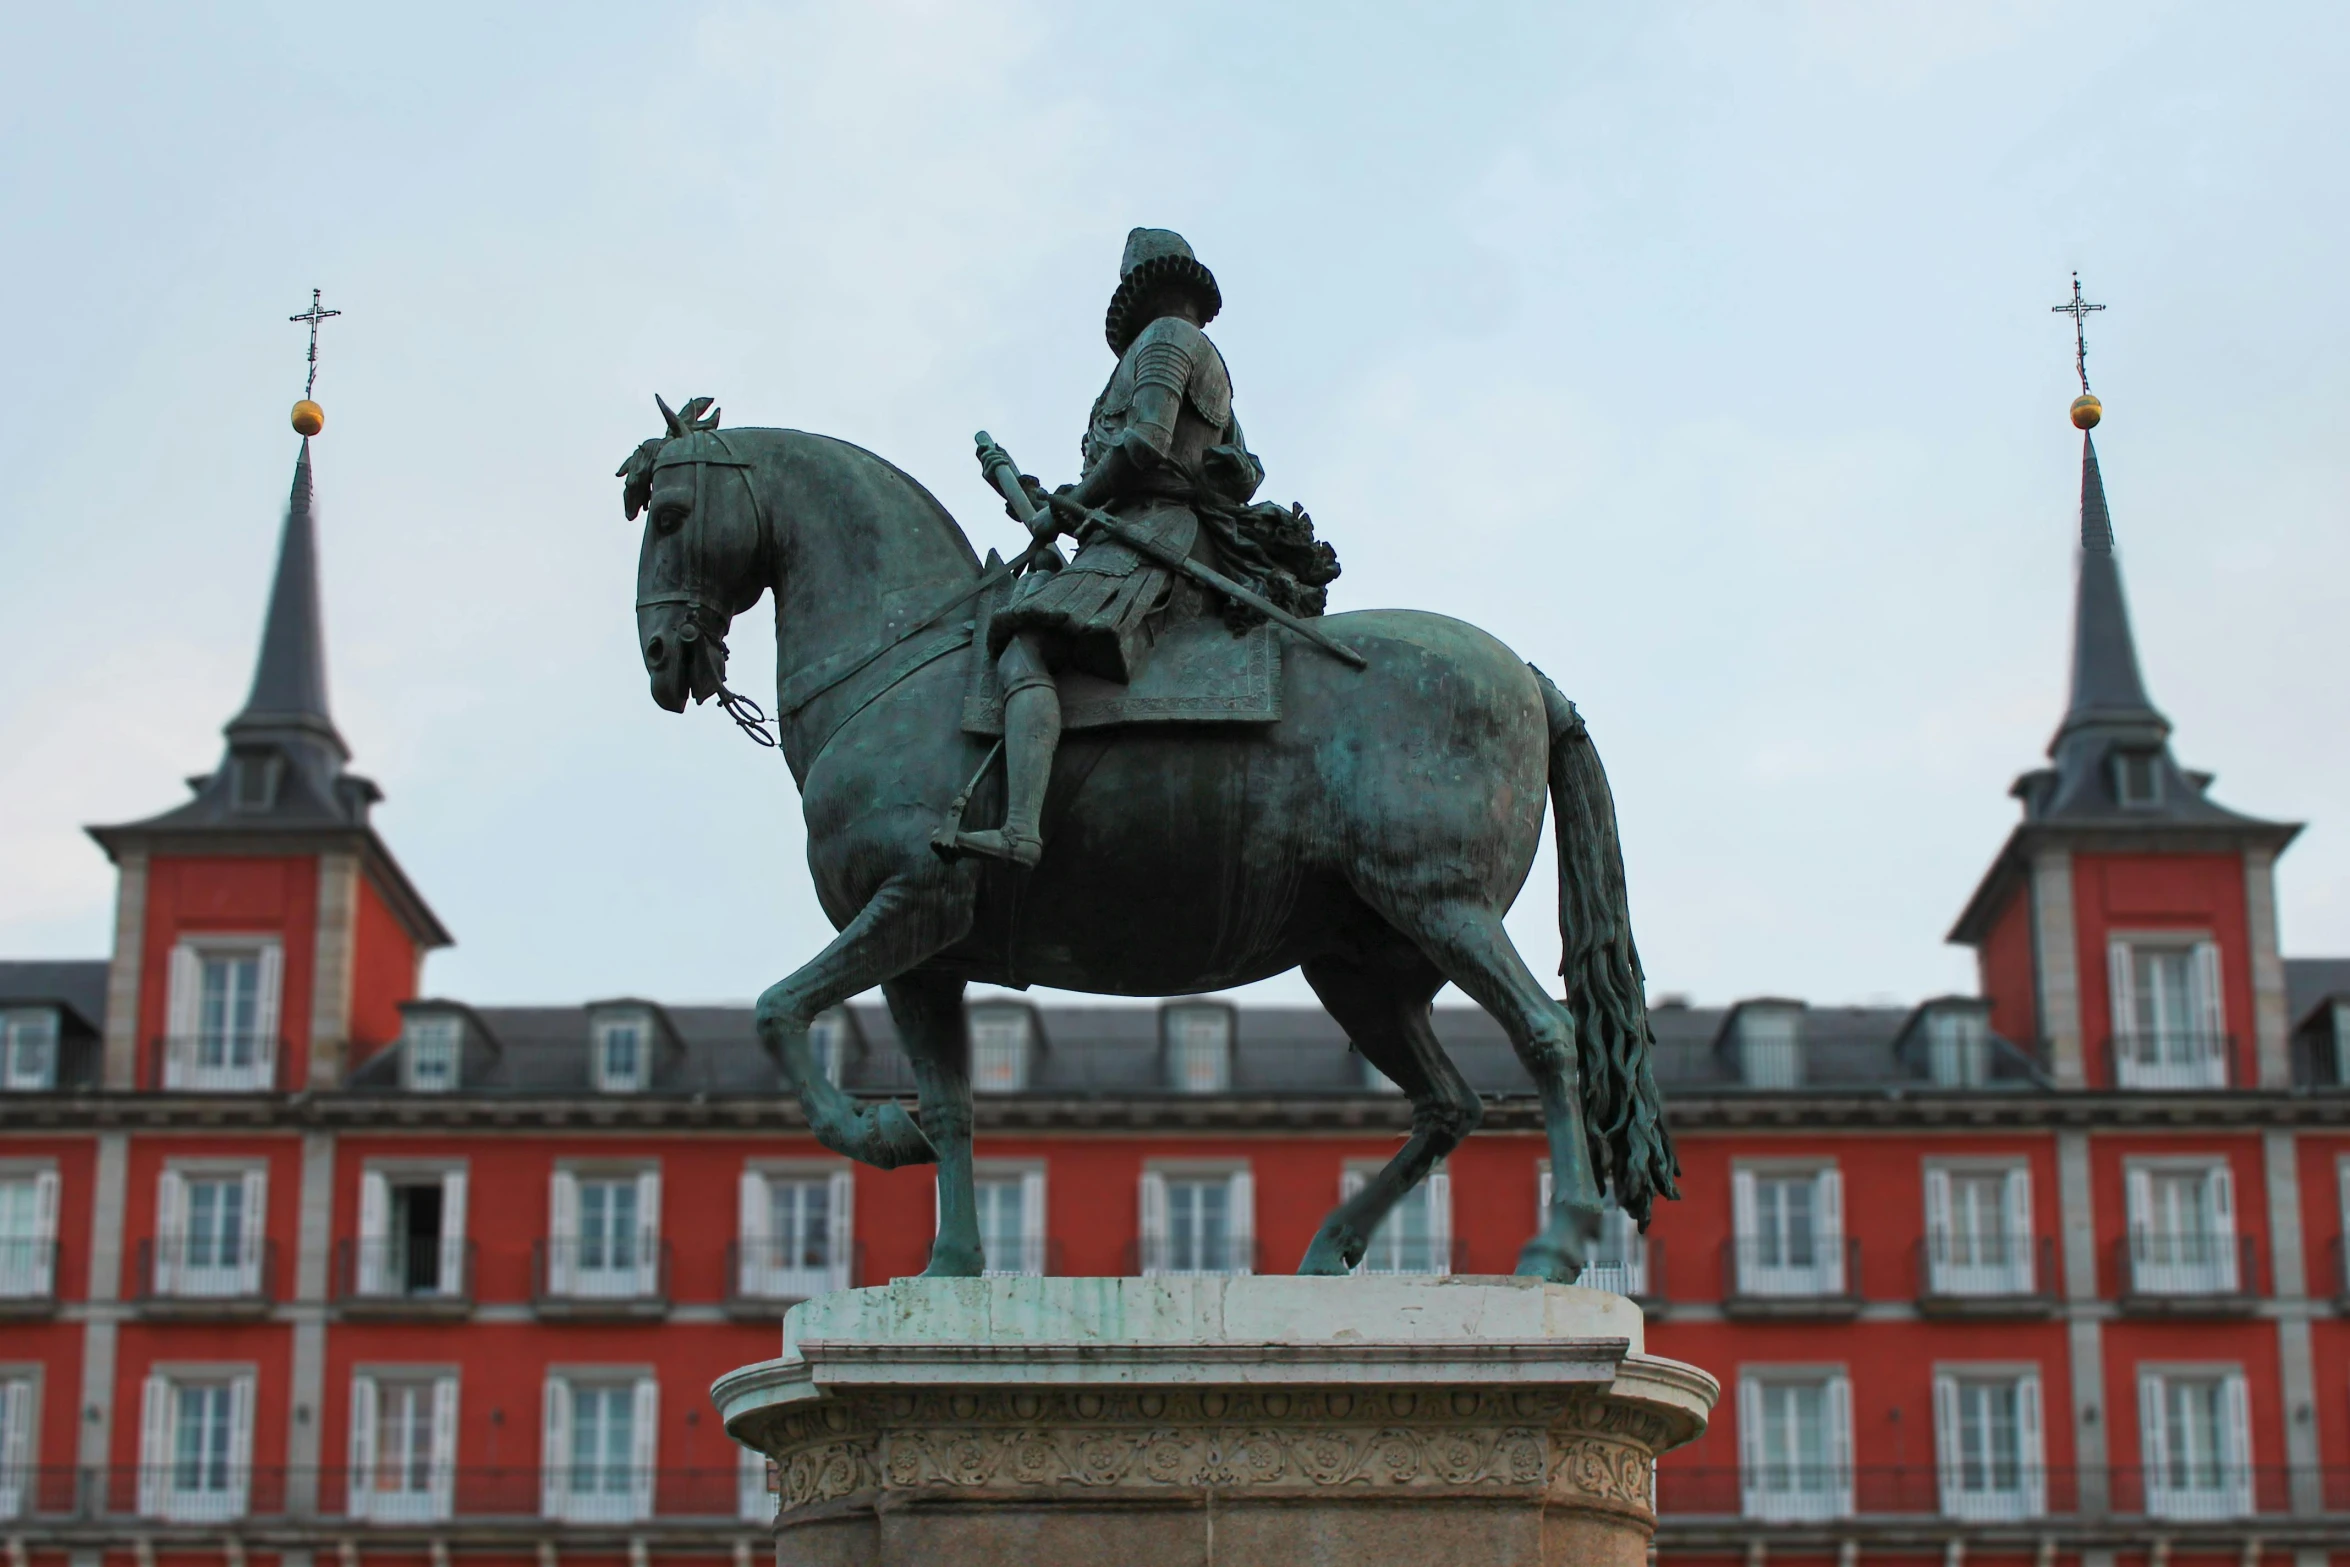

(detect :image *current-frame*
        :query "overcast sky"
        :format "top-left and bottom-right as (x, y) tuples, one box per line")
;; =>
(3, 2), (2344, 1015)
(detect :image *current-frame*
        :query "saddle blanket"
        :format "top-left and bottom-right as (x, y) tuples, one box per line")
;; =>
(960, 577), (1282, 736)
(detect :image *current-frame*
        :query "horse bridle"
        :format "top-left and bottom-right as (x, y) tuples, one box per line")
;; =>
(633, 431), (780, 746)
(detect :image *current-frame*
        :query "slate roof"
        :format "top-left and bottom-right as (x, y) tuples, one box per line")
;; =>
(2288, 958), (2350, 1032)
(0, 961), (108, 1031)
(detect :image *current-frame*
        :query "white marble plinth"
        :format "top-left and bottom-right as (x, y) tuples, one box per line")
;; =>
(714, 1275), (1716, 1567)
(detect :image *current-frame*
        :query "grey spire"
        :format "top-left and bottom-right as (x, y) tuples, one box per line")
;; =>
(2053, 433), (2164, 743)
(226, 439), (347, 763)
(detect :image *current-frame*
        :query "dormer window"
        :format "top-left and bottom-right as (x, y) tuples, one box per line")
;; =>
(2113, 750), (2163, 809)
(229, 750), (282, 813)
(969, 1005), (1034, 1093)
(1, 1009), (58, 1091)
(592, 1012), (651, 1093)
(401, 1014), (461, 1093)
(810, 1009), (853, 1087)
(1924, 1006), (1991, 1088)
(1734, 1004), (1803, 1089)
(1164, 1004), (1233, 1093)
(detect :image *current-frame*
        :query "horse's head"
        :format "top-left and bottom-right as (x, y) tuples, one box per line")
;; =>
(618, 395), (771, 714)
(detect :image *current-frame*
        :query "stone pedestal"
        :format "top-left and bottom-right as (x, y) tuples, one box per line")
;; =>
(714, 1275), (1715, 1567)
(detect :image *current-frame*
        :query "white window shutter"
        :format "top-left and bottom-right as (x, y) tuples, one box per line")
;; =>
(438, 1169), (468, 1297)
(1340, 1167), (1366, 1203)
(347, 1374), (378, 1519)
(629, 1378), (659, 1520)
(1732, 1167), (1757, 1239)
(1828, 1375), (1854, 1517)
(2108, 939), (2138, 1049)
(539, 1377), (570, 1519)
(252, 944), (284, 1084)
(1537, 1164), (1552, 1213)
(138, 1374), (170, 1516)
(227, 1373), (255, 1517)
(827, 1170), (856, 1291)
(2138, 1372), (2167, 1507)
(635, 1168), (663, 1295)
(166, 946), (202, 1084)
(2018, 1372), (2046, 1517)
(2005, 1166), (2035, 1288)
(2222, 1372), (2252, 1514)
(1930, 1373), (1958, 1517)
(2210, 1163), (2240, 1291)
(548, 1171), (577, 1296)
(1736, 1376), (1762, 1517)
(738, 1443), (771, 1523)
(1922, 1167), (1952, 1286)
(738, 1169), (768, 1297)
(2125, 1166), (2153, 1242)
(1818, 1167), (1846, 1293)
(1138, 1170), (1168, 1276)
(2193, 939), (2227, 1046)
(0, 1378), (28, 1520)
(1020, 1169), (1048, 1277)
(238, 1169), (268, 1295)
(1427, 1167), (1453, 1276)
(155, 1169), (186, 1296)
(428, 1375), (459, 1519)
(30, 1168), (59, 1297)
(1227, 1167), (1255, 1276)
(358, 1171), (390, 1295)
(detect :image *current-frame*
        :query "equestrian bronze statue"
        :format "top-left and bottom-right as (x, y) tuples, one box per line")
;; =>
(621, 228), (1674, 1282)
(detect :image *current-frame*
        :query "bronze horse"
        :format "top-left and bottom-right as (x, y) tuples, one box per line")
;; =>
(623, 406), (1674, 1280)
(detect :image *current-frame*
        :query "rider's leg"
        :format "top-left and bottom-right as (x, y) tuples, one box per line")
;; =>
(954, 632), (1059, 868)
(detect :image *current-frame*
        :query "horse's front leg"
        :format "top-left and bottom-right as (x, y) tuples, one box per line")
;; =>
(883, 970), (982, 1277)
(753, 870), (976, 1170)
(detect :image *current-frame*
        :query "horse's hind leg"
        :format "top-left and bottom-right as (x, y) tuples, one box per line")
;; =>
(1296, 940), (1483, 1276)
(1378, 899), (1603, 1283)
(882, 969), (984, 1278)
(753, 870), (975, 1172)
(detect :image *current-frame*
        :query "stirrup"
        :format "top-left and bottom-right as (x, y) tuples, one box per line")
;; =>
(947, 826), (1043, 869)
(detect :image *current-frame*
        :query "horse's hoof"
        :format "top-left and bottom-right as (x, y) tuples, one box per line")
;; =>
(863, 1102), (938, 1169)
(1513, 1240), (1583, 1284)
(1298, 1228), (1361, 1276)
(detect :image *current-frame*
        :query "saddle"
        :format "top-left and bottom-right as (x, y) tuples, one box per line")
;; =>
(959, 574), (1282, 735)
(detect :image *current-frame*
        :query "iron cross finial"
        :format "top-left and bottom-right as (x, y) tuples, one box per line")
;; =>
(289, 288), (342, 400)
(2051, 271), (2105, 394)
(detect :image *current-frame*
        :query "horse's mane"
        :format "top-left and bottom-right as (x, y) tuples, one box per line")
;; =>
(778, 429), (983, 576)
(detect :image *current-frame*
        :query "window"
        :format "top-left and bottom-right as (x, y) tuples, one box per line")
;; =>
(592, 1013), (650, 1093)
(970, 1007), (1033, 1092)
(738, 1442), (773, 1523)
(810, 1009), (852, 1087)
(1139, 1167), (1254, 1276)
(541, 1375), (656, 1524)
(1738, 1370), (1852, 1521)
(1925, 1008), (1991, 1088)
(0, 1374), (34, 1520)
(355, 1168), (468, 1299)
(2139, 1369), (2252, 1520)
(162, 942), (282, 1091)
(1736, 1006), (1802, 1089)
(401, 1016), (461, 1093)
(154, 1167), (266, 1298)
(1542, 1168), (1648, 1297)
(0, 1170), (59, 1298)
(1, 1011), (58, 1091)
(1731, 1166), (1845, 1296)
(347, 1372), (456, 1522)
(1934, 1370), (2044, 1520)
(2109, 938), (2226, 1089)
(971, 1167), (1047, 1278)
(1343, 1163), (1451, 1275)
(229, 751), (280, 812)
(736, 1168), (854, 1299)
(548, 1169), (661, 1299)
(2124, 1161), (2238, 1295)
(1924, 1164), (2034, 1296)
(138, 1370), (255, 1521)
(2113, 749), (2162, 808)
(1165, 1006), (1232, 1093)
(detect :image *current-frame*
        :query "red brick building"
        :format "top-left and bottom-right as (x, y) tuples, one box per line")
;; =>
(3, 416), (2349, 1567)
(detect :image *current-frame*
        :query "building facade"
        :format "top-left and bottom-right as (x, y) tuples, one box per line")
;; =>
(4, 417), (2350, 1567)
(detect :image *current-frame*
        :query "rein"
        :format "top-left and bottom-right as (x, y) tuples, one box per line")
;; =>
(634, 433), (782, 747)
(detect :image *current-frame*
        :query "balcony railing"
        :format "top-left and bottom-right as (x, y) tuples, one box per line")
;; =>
(1652, 1463), (2297, 1521)
(1914, 1234), (2055, 1312)
(1721, 1238), (1862, 1316)
(2105, 1031), (2235, 1091)
(530, 1237), (672, 1316)
(1, 1465), (765, 1525)
(724, 1238), (863, 1313)
(0, 1237), (61, 1312)
(1575, 1237), (1665, 1306)
(146, 1035), (286, 1093)
(2115, 1232), (2261, 1310)
(132, 1235), (276, 1310)
(331, 1237), (475, 1312)
(1127, 1236), (1264, 1277)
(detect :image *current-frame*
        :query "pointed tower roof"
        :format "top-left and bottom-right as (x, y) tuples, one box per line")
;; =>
(2055, 434), (2164, 741)
(227, 440), (349, 769)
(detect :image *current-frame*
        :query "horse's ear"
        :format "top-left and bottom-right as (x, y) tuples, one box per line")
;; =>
(655, 393), (686, 437)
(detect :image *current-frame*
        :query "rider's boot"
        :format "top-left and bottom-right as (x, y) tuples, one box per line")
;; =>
(954, 638), (1059, 868)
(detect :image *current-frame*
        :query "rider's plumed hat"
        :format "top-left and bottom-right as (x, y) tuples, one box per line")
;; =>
(1104, 228), (1221, 355)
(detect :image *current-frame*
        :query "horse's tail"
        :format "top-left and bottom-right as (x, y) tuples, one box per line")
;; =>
(1532, 665), (1679, 1226)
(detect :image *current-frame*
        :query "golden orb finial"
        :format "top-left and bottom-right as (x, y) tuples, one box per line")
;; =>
(291, 399), (325, 437)
(2070, 392), (2102, 431)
